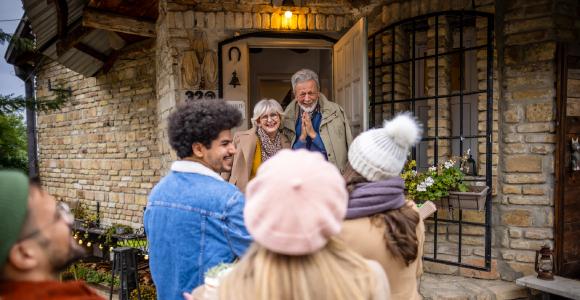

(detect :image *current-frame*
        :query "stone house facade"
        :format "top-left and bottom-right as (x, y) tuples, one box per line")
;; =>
(9, 0), (580, 281)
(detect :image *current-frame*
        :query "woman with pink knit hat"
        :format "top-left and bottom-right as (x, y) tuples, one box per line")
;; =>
(339, 113), (426, 300)
(216, 149), (391, 300)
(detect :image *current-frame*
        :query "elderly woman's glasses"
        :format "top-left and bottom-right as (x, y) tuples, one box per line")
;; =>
(18, 202), (74, 242)
(259, 113), (280, 122)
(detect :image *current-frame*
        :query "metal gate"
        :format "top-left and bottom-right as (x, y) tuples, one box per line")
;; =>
(368, 11), (494, 271)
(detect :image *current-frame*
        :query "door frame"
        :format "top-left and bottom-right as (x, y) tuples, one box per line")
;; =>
(218, 32), (337, 99)
(554, 43), (580, 276)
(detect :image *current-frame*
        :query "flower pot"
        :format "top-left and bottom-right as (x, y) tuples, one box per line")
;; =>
(438, 186), (489, 211)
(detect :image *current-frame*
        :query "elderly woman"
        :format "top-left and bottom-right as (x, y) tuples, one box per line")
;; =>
(224, 99), (290, 192)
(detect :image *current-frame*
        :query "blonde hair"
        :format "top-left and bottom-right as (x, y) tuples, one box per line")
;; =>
(218, 238), (376, 300)
(250, 99), (284, 127)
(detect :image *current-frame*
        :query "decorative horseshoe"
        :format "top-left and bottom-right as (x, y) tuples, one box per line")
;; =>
(228, 46), (241, 62)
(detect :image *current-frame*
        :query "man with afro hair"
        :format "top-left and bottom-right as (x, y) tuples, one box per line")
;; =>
(144, 100), (252, 300)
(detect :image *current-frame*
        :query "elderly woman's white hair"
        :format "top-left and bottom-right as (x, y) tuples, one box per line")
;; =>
(291, 69), (320, 92)
(251, 99), (284, 127)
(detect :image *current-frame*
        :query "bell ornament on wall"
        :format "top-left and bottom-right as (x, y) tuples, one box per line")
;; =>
(535, 244), (555, 280)
(229, 71), (241, 88)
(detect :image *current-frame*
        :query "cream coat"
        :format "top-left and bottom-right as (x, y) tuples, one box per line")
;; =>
(223, 128), (290, 192)
(282, 93), (353, 172)
(339, 201), (426, 300)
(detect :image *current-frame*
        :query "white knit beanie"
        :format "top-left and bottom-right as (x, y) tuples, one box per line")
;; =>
(348, 113), (423, 181)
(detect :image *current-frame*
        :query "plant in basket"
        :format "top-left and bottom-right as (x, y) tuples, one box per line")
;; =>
(402, 158), (489, 211)
(401, 158), (468, 202)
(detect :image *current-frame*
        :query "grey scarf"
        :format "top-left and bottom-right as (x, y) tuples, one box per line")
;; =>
(346, 178), (406, 219)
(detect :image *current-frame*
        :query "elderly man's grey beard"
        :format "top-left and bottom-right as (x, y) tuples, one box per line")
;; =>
(299, 101), (318, 113)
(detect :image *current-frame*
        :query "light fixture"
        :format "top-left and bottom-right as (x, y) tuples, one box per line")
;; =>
(284, 10), (292, 19)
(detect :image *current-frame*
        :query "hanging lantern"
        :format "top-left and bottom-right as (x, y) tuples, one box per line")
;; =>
(78, 239), (83, 245)
(535, 244), (555, 280)
(87, 242), (92, 247)
(461, 148), (477, 176)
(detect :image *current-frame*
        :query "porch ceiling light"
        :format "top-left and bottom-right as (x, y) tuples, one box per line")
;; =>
(284, 10), (293, 19)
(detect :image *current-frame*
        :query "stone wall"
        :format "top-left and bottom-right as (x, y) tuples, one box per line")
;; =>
(36, 43), (159, 228)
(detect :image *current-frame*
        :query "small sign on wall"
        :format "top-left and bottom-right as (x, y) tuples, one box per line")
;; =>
(185, 90), (217, 101)
(227, 100), (246, 120)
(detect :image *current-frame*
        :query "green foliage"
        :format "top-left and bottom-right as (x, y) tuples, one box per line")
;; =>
(130, 284), (157, 300)
(69, 264), (120, 288)
(0, 91), (71, 115)
(402, 159), (468, 201)
(0, 28), (34, 52)
(72, 202), (99, 227)
(116, 238), (147, 249)
(0, 114), (28, 172)
(104, 224), (134, 246)
(0, 29), (70, 115)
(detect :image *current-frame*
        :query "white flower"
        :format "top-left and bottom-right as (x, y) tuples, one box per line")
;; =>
(411, 170), (417, 176)
(444, 161), (454, 169)
(429, 166), (437, 172)
(424, 177), (434, 186)
(417, 183), (427, 192)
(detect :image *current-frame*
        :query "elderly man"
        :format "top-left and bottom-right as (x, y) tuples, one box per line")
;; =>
(282, 68), (353, 171)
(144, 99), (252, 300)
(0, 170), (101, 299)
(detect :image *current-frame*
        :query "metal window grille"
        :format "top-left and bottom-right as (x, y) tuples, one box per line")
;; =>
(368, 11), (494, 271)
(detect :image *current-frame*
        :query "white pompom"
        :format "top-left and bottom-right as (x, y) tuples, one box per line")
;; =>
(382, 112), (423, 147)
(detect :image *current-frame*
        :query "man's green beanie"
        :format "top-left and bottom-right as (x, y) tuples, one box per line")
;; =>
(0, 170), (29, 269)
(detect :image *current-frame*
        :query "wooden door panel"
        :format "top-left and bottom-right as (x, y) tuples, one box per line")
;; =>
(333, 18), (368, 137)
(556, 44), (580, 279)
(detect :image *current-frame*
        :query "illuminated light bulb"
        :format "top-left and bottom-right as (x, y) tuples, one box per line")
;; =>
(109, 247), (114, 251)
(87, 242), (92, 247)
(73, 234), (78, 239)
(78, 239), (83, 245)
(144, 255), (149, 260)
(99, 244), (103, 250)
(284, 10), (292, 19)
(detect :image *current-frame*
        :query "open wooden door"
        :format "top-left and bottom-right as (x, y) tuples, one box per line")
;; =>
(555, 43), (580, 279)
(333, 17), (368, 137)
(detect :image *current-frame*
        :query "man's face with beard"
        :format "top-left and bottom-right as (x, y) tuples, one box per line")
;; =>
(195, 129), (236, 173)
(19, 187), (85, 277)
(294, 79), (319, 112)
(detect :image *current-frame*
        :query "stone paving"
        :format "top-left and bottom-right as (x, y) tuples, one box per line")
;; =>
(94, 272), (532, 300)
(420, 273), (530, 300)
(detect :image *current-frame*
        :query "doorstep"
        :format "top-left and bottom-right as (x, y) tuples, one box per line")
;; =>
(420, 273), (529, 300)
(516, 275), (580, 300)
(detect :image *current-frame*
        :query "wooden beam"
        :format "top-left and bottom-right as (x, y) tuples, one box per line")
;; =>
(53, 0), (69, 39)
(102, 50), (120, 74)
(75, 43), (108, 62)
(56, 20), (93, 56)
(82, 8), (156, 37)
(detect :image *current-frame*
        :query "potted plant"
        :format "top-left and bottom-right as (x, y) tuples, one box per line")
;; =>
(401, 159), (489, 211)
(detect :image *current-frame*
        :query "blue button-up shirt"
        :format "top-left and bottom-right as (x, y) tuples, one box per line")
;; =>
(292, 110), (328, 159)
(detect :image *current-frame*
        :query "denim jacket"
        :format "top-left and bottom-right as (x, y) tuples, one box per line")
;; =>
(144, 161), (252, 300)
